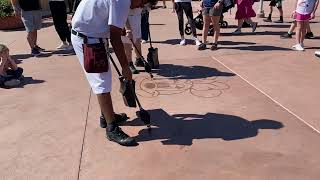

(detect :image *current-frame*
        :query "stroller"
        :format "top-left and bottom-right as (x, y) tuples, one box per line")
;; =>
(185, 2), (235, 36)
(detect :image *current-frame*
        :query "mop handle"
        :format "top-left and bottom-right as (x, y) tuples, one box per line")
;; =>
(130, 38), (144, 58)
(108, 54), (122, 78)
(147, 23), (153, 48)
(129, 82), (143, 109)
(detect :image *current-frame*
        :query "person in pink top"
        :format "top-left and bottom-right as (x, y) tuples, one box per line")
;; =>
(233, 0), (258, 34)
(292, 0), (319, 51)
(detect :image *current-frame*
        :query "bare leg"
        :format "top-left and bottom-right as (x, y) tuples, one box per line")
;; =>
(134, 38), (142, 59)
(97, 93), (115, 124)
(301, 21), (307, 44)
(202, 15), (210, 44)
(211, 16), (220, 44)
(296, 21), (302, 44)
(27, 31), (37, 49)
(124, 43), (132, 63)
(288, 21), (297, 34)
(237, 19), (244, 30)
(306, 23), (312, 33)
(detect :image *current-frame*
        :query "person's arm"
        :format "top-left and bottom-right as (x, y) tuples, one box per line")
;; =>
(10, 0), (21, 16)
(311, 0), (319, 19)
(0, 56), (8, 76)
(110, 26), (132, 80)
(172, 0), (175, 13)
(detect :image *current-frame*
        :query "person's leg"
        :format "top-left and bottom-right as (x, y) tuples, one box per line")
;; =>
(300, 21), (307, 45)
(202, 15), (210, 45)
(235, 19), (244, 32)
(175, 3), (186, 45)
(281, 21), (296, 38)
(278, 7), (284, 22)
(183, 2), (199, 41)
(163, 0), (166, 8)
(296, 21), (302, 45)
(60, 1), (71, 44)
(211, 16), (220, 45)
(134, 39), (142, 59)
(305, 22), (315, 39)
(175, 3), (184, 38)
(49, 1), (66, 42)
(306, 23), (312, 33)
(141, 11), (149, 41)
(27, 30), (37, 49)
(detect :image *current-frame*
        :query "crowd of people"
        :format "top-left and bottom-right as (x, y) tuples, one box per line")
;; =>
(1, 0), (319, 145)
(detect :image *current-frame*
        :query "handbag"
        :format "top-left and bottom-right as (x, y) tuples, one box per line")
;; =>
(82, 37), (109, 73)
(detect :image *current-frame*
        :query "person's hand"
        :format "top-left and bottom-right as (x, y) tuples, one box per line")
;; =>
(122, 66), (132, 81)
(126, 30), (133, 40)
(310, 13), (315, 19)
(214, 2), (221, 10)
(291, 11), (296, 18)
(172, 3), (176, 13)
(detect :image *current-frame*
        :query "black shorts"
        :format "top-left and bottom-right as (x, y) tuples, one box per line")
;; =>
(269, 0), (282, 8)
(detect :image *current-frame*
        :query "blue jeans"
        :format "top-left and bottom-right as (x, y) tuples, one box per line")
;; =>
(141, 11), (149, 41)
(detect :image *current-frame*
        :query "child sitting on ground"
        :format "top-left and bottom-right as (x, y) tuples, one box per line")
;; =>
(0, 44), (24, 87)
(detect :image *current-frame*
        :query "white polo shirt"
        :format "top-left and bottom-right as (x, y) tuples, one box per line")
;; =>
(72, 0), (131, 38)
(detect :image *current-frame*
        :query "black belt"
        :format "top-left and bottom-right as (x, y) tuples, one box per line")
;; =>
(71, 29), (87, 38)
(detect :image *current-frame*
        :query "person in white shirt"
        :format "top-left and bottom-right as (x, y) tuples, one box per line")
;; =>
(172, 0), (202, 46)
(71, 0), (142, 146)
(49, 0), (73, 50)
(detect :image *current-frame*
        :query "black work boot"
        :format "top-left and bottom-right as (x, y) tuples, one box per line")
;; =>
(106, 126), (137, 146)
(135, 58), (144, 67)
(100, 113), (129, 128)
(129, 62), (139, 74)
(264, 14), (272, 22)
(274, 16), (283, 23)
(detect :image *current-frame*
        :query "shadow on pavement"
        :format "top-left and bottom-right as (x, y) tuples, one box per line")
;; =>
(222, 45), (292, 51)
(1, 77), (45, 89)
(125, 109), (284, 146)
(219, 41), (256, 46)
(153, 64), (236, 79)
(12, 49), (75, 64)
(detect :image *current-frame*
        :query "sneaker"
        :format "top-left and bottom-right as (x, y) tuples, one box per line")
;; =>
(292, 44), (304, 51)
(197, 43), (206, 50)
(305, 32), (315, 39)
(233, 29), (241, 35)
(66, 44), (74, 51)
(315, 51), (320, 57)
(135, 58), (144, 67)
(211, 43), (218, 51)
(195, 39), (202, 46)
(100, 113), (129, 128)
(57, 42), (69, 50)
(180, 39), (186, 46)
(274, 19), (284, 23)
(31, 48), (41, 57)
(141, 40), (147, 44)
(280, 33), (293, 39)
(106, 127), (136, 146)
(129, 62), (140, 74)
(4, 79), (21, 87)
(35, 45), (45, 52)
(252, 22), (258, 32)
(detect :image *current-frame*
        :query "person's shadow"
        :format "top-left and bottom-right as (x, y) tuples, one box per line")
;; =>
(125, 109), (284, 145)
(154, 64), (236, 79)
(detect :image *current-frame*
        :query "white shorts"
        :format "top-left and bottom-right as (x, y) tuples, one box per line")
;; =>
(71, 34), (112, 94)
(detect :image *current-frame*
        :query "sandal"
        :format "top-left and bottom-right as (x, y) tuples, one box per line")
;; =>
(211, 44), (218, 51)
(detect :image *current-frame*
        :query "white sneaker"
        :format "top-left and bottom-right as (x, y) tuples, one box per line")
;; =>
(292, 44), (304, 51)
(141, 40), (147, 44)
(315, 51), (320, 57)
(57, 42), (69, 50)
(195, 39), (201, 46)
(180, 39), (186, 46)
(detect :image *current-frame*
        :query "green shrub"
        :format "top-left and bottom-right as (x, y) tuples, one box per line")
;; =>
(0, 0), (14, 18)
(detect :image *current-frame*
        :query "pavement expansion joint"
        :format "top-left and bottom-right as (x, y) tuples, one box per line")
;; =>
(210, 55), (320, 135)
(77, 89), (92, 180)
